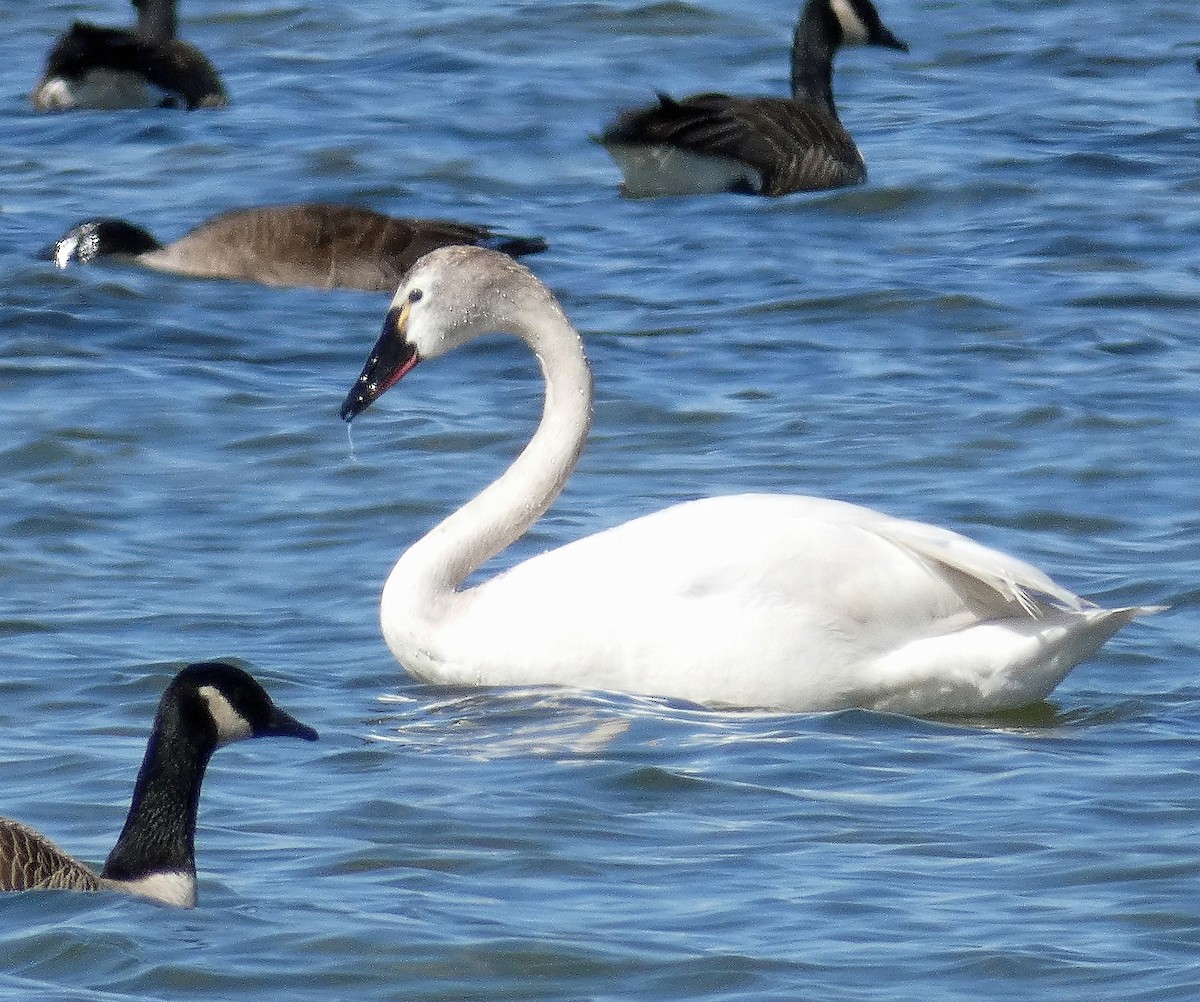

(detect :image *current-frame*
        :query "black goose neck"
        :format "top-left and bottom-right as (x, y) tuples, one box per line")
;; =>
(101, 694), (216, 881)
(134, 0), (177, 42)
(790, 1), (839, 112)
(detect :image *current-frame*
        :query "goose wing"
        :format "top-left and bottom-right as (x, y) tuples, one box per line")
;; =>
(0, 818), (102, 892)
(168, 205), (543, 292)
(603, 93), (866, 194)
(144, 41), (226, 108)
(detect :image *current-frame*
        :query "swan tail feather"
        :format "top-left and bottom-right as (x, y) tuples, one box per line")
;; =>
(872, 515), (1162, 618)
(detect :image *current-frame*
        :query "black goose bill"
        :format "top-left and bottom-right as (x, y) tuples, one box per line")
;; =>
(339, 302), (421, 421)
(264, 705), (319, 742)
(871, 21), (908, 52)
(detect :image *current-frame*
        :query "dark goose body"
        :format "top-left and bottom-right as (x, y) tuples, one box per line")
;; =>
(48, 203), (548, 292)
(598, 0), (907, 197)
(0, 662), (317, 907)
(32, 0), (227, 111)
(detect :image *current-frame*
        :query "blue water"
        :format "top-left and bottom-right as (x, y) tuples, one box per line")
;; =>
(1, 0), (1198, 998)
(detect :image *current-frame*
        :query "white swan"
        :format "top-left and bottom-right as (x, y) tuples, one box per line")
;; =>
(340, 246), (1158, 716)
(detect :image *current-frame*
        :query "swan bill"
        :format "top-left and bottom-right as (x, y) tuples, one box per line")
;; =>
(340, 303), (420, 421)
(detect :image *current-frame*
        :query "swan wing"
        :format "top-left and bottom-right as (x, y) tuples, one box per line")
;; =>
(628, 494), (1089, 616)
(854, 506), (1090, 615)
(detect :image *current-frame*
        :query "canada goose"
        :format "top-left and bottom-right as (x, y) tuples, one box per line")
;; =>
(31, 0), (227, 111)
(597, 0), (908, 197)
(0, 662), (317, 907)
(46, 203), (548, 292)
(339, 246), (1159, 716)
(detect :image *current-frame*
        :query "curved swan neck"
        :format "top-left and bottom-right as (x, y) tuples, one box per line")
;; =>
(791, 3), (838, 111)
(387, 296), (593, 606)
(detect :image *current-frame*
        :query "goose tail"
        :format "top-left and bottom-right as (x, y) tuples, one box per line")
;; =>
(1076, 602), (1166, 649)
(481, 233), (548, 259)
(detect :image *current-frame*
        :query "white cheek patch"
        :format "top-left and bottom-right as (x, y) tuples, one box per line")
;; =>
(54, 235), (80, 269)
(829, 0), (871, 45)
(198, 685), (253, 745)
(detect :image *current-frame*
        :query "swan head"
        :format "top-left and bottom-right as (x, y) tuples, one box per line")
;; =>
(339, 246), (550, 422)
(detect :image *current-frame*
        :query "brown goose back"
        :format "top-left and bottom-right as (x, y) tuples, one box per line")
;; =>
(0, 818), (104, 893)
(141, 204), (543, 291)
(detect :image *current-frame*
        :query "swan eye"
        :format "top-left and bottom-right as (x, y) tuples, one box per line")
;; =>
(407, 288), (423, 305)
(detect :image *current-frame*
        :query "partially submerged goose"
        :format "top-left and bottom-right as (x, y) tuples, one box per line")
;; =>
(32, 0), (227, 111)
(46, 203), (548, 292)
(0, 662), (317, 907)
(340, 246), (1159, 716)
(598, 0), (908, 197)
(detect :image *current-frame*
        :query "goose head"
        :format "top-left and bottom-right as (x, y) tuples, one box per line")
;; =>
(162, 661), (318, 749)
(46, 218), (162, 267)
(827, 0), (908, 52)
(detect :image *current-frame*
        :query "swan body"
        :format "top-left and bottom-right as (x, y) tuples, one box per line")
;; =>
(597, 0), (908, 197)
(32, 0), (227, 111)
(0, 662), (317, 906)
(340, 246), (1158, 715)
(46, 204), (546, 292)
